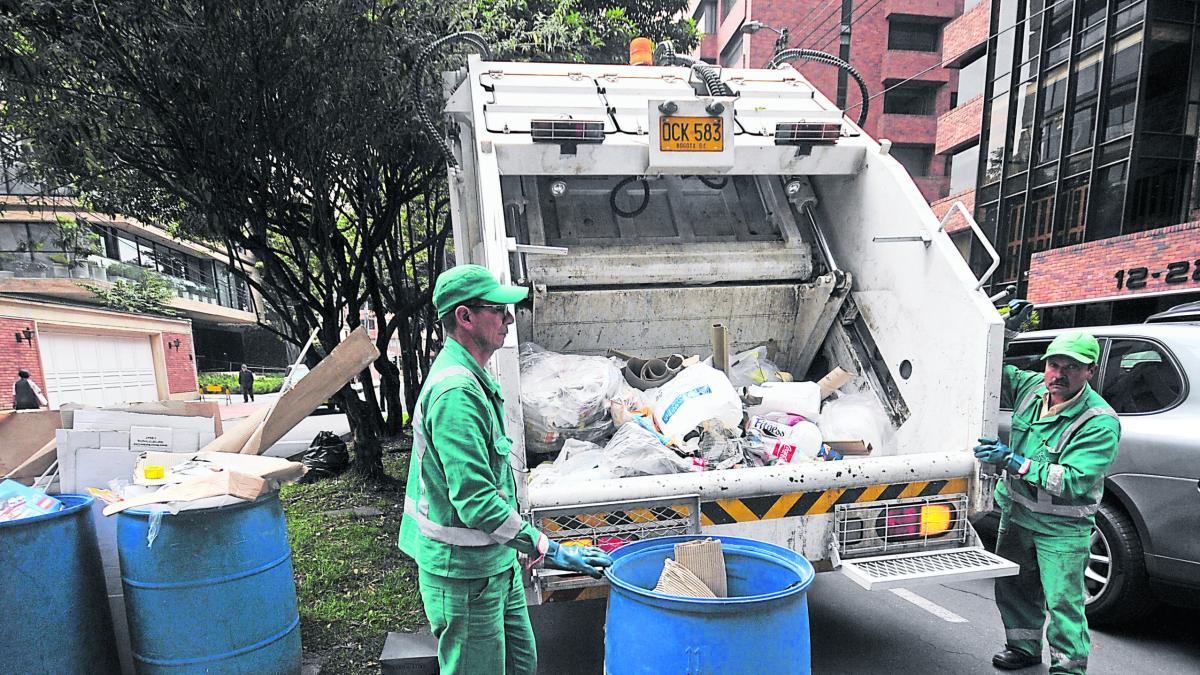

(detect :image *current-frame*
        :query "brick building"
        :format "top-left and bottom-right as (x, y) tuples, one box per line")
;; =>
(0, 191), (270, 409)
(689, 0), (964, 202)
(932, 0), (1200, 326)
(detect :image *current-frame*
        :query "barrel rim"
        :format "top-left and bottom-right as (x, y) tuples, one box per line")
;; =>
(119, 489), (280, 518)
(0, 492), (92, 529)
(604, 534), (815, 605)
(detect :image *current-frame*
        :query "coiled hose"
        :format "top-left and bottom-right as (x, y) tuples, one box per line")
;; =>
(653, 41), (734, 97)
(410, 31), (492, 168)
(767, 48), (869, 127)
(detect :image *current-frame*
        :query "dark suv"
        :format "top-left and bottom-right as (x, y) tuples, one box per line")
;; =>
(992, 323), (1200, 624)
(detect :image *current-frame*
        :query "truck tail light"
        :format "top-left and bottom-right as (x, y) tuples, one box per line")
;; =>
(531, 119), (605, 143)
(774, 122), (840, 145)
(877, 503), (958, 542)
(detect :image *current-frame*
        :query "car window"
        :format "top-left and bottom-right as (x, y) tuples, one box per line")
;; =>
(1001, 340), (1050, 409)
(1100, 339), (1184, 414)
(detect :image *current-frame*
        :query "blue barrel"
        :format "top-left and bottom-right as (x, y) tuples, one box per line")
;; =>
(1, 494), (120, 674)
(117, 492), (301, 674)
(604, 535), (815, 674)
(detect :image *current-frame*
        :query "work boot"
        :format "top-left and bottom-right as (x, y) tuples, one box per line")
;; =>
(992, 648), (1041, 670)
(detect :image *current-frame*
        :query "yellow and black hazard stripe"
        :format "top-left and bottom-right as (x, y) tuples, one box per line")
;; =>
(699, 478), (968, 526)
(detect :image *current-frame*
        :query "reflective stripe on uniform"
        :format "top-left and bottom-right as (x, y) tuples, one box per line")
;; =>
(1053, 406), (1117, 453)
(1006, 477), (1100, 517)
(1006, 628), (1042, 641)
(1016, 388), (1041, 415)
(1007, 404), (1117, 515)
(404, 496), (526, 547)
(408, 365), (525, 549)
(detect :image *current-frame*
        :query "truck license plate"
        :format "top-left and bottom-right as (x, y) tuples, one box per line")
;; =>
(659, 116), (724, 152)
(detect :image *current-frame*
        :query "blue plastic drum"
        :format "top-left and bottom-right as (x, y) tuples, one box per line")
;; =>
(1, 493), (120, 673)
(117, 492), (301, 674)
(604, 534), (815, 674)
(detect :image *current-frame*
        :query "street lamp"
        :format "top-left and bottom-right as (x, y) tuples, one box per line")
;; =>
(741, 20), (790, 57)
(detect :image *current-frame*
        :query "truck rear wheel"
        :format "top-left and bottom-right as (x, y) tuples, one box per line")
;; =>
(1085, 503), (1157, 625)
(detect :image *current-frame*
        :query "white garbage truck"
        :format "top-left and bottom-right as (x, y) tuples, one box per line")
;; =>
(430, 45), (1017, 604)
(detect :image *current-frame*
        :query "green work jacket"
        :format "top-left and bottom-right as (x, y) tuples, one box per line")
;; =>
(994, 364), (1121, 536)
(398, 337), (545, 578)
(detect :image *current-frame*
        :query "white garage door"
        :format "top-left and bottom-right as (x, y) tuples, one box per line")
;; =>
(41, 332), (159, 409)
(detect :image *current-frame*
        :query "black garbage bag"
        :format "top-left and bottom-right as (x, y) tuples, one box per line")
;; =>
(299, 431), (349, 483)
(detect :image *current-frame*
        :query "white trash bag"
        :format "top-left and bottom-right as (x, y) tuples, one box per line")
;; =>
(652, 363), (742, 442)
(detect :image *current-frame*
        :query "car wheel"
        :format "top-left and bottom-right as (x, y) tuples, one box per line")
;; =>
(1084, 502), (1157, 625)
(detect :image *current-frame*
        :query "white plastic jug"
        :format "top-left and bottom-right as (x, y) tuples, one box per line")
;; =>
(745, 382), (821, 420)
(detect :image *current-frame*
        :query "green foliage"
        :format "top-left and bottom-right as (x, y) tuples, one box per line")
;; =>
(280, 449), (421, 674)
(82, 272), (178, 316)
(464, 0), (698, 64)
(50, 215), (101, 266)
(198, 372), (284, 394)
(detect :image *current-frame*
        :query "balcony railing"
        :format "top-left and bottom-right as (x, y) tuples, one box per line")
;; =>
(0, 253), (251, 312)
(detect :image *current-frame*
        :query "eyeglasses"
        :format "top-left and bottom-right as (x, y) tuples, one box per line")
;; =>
(466, 303), (509, 314)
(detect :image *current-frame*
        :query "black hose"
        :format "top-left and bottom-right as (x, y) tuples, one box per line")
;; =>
(609, 176), (651, 219)
(653, 41), (734, 97)
(410, 31), (492, 169)
(767, 48), (869, 127)
(696, 175), (729, 190)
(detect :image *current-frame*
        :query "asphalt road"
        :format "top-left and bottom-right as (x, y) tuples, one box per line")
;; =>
(533, 574), (1200, 674)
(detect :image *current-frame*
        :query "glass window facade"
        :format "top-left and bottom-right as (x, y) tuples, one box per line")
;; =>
(973, 0), (1200, 295)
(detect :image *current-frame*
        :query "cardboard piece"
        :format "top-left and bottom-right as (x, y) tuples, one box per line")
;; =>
(201, 327), (378, 455)
(130, 426), (174, 452)
(824, 439), (873, 456)
(61, 400), (222, 437)
(653, 558), (717, 598)
(817, 367), (856, 399)
(0, 409), (61, 481)
(673, 538), (728, 598)
(132, 451), (306, 486)
(103, 470), (267, 516)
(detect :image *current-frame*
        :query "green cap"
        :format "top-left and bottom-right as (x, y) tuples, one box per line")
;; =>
(1042, 331), (1100, 365)
(433, 264), (529, 319)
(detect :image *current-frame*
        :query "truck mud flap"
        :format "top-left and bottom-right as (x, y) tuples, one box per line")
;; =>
(839, 547), (1018, 590)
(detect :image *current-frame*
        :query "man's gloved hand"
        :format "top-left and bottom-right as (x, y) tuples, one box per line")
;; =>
(974, 437), (1027, 475)
(1004, 299), (1034, 332)
(545, 541), (613, 579)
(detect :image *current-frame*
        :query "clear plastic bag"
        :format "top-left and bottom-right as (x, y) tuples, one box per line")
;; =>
(602, 423), (696, 477)
(519, 343), (625, 454)
(818, 391), (895, 455)
(726, 346), (785, 387)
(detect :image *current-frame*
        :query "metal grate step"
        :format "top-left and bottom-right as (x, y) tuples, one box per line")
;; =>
(840, 547), (1019, 590)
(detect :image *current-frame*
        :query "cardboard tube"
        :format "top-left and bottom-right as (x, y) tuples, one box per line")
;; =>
(711, 323), (729, 374)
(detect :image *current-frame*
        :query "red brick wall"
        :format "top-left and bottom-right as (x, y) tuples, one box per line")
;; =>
(932, 188), (976, 233)
(935, 94), (983, 154)
(943, 0), (990, 66)
(1027, 222), (1200, 304)
(0, 317), (46, 409)
(748, 1), (951, 148)
(162, 330), (198, 395)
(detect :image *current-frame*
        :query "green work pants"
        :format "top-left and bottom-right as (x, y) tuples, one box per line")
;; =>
(418, 563), (536, 675)
(994, 513), (1091, 675)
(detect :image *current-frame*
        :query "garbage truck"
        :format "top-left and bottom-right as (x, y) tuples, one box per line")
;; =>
(426, 41), (1018, 604)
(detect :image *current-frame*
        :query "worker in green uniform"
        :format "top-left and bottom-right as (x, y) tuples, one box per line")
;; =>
(399, 264), (613, 674)
(976, 311), (1120, 675)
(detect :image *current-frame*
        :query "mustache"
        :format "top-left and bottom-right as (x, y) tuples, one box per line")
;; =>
(1049, 378), (1069, 387)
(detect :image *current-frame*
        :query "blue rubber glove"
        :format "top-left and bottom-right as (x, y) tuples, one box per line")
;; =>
(974, 437), (1026, 475)
(1004, 299), (1034, 332)
(545, 541), (613, 578)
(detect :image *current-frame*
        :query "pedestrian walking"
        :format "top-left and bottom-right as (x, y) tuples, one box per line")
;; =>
(12, 369), (48, 410)
(238, 364), (255, 403)
(398, 264), (612, 674)
(976, 310), (1120, 675)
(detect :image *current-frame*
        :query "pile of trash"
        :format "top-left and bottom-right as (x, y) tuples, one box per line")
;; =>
(524, 341), (893, 488)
